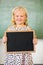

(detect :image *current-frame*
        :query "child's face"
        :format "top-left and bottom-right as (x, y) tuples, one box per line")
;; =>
(14, 9), (27, 25)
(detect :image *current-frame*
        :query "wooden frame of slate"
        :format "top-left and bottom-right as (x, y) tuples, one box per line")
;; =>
(6, 31), (34, 53)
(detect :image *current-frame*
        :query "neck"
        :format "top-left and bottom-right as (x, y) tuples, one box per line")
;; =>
(16, 24), (26, 27)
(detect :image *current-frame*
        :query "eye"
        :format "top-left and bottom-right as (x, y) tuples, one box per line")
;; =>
(21, 16), (23, 17)
(16, 15), (19, 17)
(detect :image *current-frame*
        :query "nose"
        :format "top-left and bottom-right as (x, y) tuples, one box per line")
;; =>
(18, 16), (21, 18)
(18, 16), (22, 20)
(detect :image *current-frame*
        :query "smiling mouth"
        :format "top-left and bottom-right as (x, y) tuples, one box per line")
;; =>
(16, 20), (23, 23)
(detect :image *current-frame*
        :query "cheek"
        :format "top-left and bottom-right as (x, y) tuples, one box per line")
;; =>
(23, 17), (27, 21)
(14, 16), (17, 21)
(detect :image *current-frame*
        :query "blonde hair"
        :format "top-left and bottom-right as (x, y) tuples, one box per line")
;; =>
(11, 6), (28, 25)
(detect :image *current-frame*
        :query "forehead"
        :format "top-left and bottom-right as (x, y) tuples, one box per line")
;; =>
(14, 8), (26, 15)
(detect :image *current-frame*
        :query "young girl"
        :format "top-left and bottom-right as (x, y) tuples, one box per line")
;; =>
(3, 6), (37, 65)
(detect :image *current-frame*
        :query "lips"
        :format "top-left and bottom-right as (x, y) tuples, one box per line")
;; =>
(16, 19), (22, 22)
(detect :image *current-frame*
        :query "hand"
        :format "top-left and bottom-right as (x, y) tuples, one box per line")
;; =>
(3, 36), (7, 43)
(33, 38), (38, 45)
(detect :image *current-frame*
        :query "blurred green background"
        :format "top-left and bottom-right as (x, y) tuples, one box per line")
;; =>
(0, 0), (43, 39)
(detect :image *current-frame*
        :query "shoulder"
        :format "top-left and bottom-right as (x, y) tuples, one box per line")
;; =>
(27, 26), (35, 32)
(6, 24), (16, 32)
(27, 26), (36, 35)
(3, 24), (16, 36)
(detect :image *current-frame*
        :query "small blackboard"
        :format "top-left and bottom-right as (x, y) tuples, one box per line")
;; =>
(6, 32), (34, 52)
